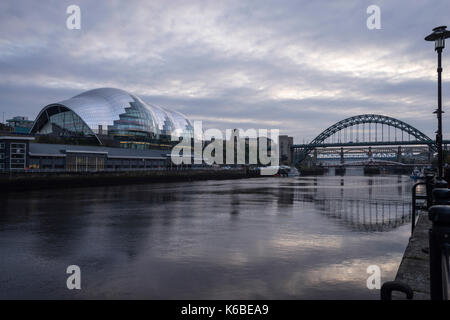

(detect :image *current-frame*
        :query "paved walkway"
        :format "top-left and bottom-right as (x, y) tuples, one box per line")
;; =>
(394, 212), (431, 299)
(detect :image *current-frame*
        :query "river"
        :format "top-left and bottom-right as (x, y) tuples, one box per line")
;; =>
(0, 173), (413, 299)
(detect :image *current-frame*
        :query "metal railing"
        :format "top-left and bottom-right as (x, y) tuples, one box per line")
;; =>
(383, 176), (450, 300)
(411, 175), (435, 235)
(411, 181), (427, 235)
(428, 189), (450, 300)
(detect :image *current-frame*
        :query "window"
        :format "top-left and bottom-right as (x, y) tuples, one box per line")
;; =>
(0, 143), (4, 149)
(66, 154), (104, 172)
(66, 155), (76, 172)
(97, 158), (104, 171)
(88, 156), (96, 171)
(76, 156), (87, 171)
(0, 153), (4, 160)
(10, 143), (26, 170)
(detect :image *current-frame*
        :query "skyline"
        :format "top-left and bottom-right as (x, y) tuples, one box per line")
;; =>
(1, 0), (450, 142)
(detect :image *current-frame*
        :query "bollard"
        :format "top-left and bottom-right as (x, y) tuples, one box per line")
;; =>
(435, 178), (448, 189)
(428, 205), (450, 300)
(433, 188), (450, 205)
(445, 168), (450, 187)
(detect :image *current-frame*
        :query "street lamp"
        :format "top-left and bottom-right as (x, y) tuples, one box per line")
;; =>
(425, 26), (450, 179)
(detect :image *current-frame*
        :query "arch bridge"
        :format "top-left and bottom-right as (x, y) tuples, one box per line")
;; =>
(292, 114), (444, 166)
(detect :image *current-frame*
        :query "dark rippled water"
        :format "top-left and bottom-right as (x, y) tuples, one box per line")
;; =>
(0, 173), (414, 299)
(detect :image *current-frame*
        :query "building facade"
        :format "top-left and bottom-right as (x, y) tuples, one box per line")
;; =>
(6, 116), (34, 134)
(279, 135), (293, 165)
(0, 137), (171, 172)
(30, 88), (194, 149)
(0, 136), (34, 171)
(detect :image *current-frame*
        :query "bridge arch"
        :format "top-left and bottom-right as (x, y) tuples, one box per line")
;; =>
(294, 114), (435, 165)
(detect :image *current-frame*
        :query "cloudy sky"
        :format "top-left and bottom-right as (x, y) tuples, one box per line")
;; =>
(0, 0), (449, 142)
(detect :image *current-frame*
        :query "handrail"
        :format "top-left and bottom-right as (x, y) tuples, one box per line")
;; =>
(380, 281), (414, 300)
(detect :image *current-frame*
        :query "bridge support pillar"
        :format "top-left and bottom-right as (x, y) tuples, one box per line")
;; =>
(340, 147), (344, 164)
(313, 149), (318, 164)
(397, 146), (402, 163)
(429, 146), (433, 163)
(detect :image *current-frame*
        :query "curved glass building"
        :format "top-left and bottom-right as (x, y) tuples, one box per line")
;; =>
(30, 88), (193, 149)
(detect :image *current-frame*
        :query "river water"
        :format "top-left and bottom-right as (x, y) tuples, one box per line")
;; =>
(0, 173), (413, 299)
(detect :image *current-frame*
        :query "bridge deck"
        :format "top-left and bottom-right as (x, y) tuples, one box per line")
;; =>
(292, 140), (450, 149)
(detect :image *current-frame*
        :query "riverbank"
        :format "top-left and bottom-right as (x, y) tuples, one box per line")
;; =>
(0, 169), (259, 192)
(394, 212), (431, 299)
(300, 167), (327, 176)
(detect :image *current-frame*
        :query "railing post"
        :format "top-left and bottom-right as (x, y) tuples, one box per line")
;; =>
(428, 187), (450, 300)
(425, 174), (435, 209)
(411, 182), (426, 235)
(412, 185), (417, 235)
(429, 204), (450, 300)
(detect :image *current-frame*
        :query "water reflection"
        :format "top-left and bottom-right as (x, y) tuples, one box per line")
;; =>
(0, 175), (413, 299)
(290, 176), (412, 232)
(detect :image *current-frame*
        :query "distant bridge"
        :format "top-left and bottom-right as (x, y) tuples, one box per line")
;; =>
(293, 114), (448, 166)
(293, 140), (443, 149)
(321, 159), (431, 168)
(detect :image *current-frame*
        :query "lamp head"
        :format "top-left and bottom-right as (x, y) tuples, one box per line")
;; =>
(425, 26), (450, 50)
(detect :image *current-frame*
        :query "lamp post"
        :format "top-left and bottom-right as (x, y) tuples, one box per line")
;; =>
(425, 26), (450, 179)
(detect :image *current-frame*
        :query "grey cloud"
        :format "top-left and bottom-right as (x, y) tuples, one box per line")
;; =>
(1, 0), (449, 141)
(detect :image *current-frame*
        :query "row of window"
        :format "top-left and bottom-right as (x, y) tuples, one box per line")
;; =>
(11, 143), (25, 149)
(11, 143), (26, 169)
(0, 143), (23, 150)
(0, 143), (27, 170)
(0, 142), (166, 171)
(66, 156), (105, 172)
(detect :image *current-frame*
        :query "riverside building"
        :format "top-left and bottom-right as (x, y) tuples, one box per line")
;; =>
(0, 88), (197, 172)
